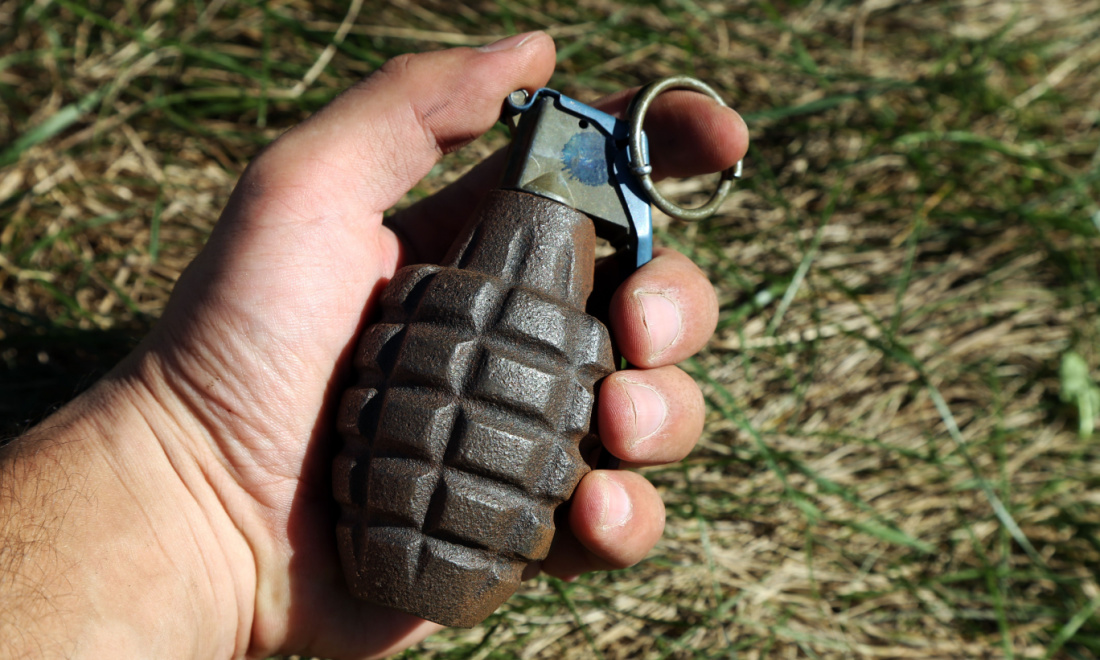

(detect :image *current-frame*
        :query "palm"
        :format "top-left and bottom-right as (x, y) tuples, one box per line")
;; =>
(151, 180), (429, 652)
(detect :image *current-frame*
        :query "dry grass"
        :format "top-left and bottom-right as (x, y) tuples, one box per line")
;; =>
(3, 0), (1100, 658)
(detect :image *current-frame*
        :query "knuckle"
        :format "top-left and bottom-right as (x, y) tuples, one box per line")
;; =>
(377, 52), (416, 80)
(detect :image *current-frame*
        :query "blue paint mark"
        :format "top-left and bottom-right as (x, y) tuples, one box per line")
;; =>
(561, 132), (607, 187)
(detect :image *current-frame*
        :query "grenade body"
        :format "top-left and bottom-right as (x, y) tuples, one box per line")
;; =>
(334, 190), (615, 627)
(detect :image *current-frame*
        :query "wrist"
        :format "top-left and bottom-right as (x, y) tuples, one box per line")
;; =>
(0, 356), (252, 658)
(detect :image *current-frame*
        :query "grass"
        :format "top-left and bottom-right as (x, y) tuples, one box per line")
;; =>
(3, 0), (1100, 657)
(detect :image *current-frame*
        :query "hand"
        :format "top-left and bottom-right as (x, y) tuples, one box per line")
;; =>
(0, 32), (747, 659)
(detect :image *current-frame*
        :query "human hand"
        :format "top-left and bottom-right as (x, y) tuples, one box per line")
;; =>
(0, 32), (746, 659)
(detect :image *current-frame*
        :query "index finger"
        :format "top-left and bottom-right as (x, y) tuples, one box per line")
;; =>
(590, 86), (748, 181)
(387, 83), (748, 265)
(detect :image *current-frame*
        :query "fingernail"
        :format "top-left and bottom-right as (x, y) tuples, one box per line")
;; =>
(478, 31), (539, 52)
(622, 380), (667, 445)
(638, 292), (682, 357)
(598, 474), (632, 529)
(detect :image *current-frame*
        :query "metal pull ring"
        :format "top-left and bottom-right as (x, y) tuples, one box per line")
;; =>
(628, 76), (743, 221)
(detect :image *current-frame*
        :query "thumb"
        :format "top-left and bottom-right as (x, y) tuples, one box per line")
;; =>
(154, 34), (556, 384)
(234, 31), (557, 226)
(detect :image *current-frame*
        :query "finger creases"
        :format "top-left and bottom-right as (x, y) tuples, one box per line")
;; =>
(541, 471), (666, 578)
(609, 248), (719, 367)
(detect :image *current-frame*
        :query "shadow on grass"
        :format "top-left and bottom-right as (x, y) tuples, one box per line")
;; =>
(0, 310), (147, 438)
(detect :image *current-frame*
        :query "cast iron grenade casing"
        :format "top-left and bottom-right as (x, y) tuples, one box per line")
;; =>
(334, 189), (614, 627)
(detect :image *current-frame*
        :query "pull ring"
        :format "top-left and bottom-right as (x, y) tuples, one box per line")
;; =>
(628, 76), (743, 221)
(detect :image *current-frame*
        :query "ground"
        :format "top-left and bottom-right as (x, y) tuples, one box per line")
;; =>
(2, 0), (1099, 657)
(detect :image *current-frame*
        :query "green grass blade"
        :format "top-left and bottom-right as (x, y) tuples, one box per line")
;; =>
(0, 86), (107, 167)
(1043, 594), (1100, 660)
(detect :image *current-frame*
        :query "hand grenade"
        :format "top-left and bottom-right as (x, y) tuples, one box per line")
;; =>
(334, 78), (742, 627)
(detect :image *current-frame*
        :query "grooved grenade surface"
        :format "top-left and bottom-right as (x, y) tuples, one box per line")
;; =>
(334, 190), (615, 627)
